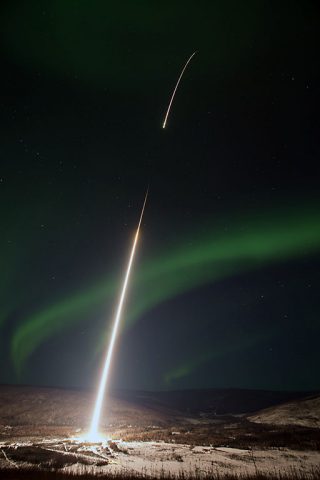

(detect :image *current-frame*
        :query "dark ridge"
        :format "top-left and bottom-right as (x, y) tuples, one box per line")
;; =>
(112, 388), (318, 415)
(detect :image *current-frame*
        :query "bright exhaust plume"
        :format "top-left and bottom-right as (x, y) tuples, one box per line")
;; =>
(88, 191), (148, 441)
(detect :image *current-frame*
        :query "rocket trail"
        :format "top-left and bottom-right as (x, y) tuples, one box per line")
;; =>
(89, 190), (148, 441)
(162, 51), (197, 129)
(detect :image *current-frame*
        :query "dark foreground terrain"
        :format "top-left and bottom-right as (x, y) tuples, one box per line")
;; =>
(0, 385), (319, 479)
(1, 468), (320, 480)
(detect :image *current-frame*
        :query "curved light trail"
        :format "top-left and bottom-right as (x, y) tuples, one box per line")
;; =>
(162, 51), (197, 128)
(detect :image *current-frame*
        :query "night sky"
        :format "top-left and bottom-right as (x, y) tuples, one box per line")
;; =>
(1, 1), (319, 392)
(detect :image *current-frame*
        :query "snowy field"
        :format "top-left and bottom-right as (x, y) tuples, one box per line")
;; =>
(1, 439), (319, 478)
(0, 387), (319, 478)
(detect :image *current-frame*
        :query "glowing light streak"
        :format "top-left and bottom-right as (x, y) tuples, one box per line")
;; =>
(162, 51), (197, 129)
(88, 190), (148, 441)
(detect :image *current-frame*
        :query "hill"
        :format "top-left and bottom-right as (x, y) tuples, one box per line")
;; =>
(249, 395), (320, 428)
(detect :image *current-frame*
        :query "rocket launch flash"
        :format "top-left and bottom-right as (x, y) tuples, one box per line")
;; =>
(88, 190), (148, 441)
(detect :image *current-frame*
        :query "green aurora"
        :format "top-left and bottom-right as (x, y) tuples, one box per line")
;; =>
(11, 202), (320, 376)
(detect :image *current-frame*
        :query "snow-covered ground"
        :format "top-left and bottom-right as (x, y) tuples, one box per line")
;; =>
(0, 386), (319, 477)
(100, 441), (319, 477)
(1, 438), (319, 477)
(249, 396), (320, 429)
